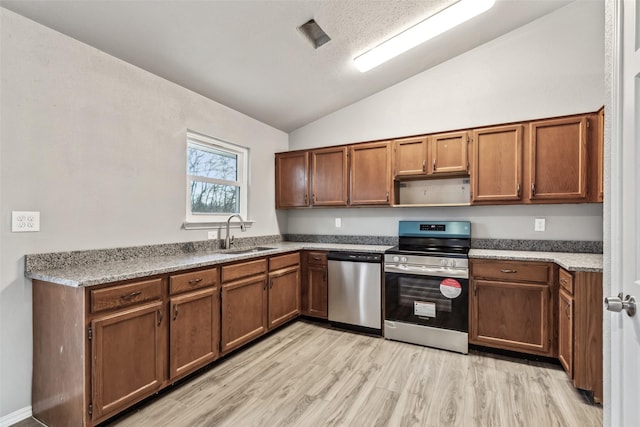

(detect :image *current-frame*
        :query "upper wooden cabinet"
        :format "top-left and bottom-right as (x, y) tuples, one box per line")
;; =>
(350, 141), (392, 205)
(471, 124), (523, 203)
(528, 116), (588, 201)
(431, 131), (469, 175)
(393, 132), (468, 178)
(311, 146), (349, 206)
(393, 136), (428, 177)
(275, 151), (309, 208)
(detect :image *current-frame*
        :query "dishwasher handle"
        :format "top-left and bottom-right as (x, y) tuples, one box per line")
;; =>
(327, 252), (382, 263)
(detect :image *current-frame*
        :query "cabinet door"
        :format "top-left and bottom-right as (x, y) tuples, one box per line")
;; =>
(311, 147), (348, 206)
(470, 279), (552, 355)
(596, 109), (604, 201)
(430, 131), (469, 175)
(558, 288), (574, 377)
(220, 275), (268, 353)
(350, 141), (392, 205)
(268, 266), (301, 329)
(529, 116), (588, 201)
(393, 136), (428, 177)
(91, 301), (163, 422)
(169, 287), (219, 379)
(305, 264), (328, 318)
(275, 151), (309, 208)
(471, 125), (523, 202)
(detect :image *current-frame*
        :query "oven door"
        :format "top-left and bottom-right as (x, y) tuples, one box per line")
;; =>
(385, 270), (468, 333)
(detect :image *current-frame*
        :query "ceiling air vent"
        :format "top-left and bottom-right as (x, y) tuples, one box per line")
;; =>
(298, 19), (331, 49)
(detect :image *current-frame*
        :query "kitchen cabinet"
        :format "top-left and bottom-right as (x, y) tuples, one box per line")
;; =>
(470, 259), (555, 356)
(558, 267), (603, 402)
(350, 141), (392, 205)
(593, 108), (604, 202)
(528, 116), (588, 202)
(311, 146), (349, 206)
(393, 136), (428, 177)
(168, 268), (220, 380)
(393, 132), (468, 179)
(220, 258), (268, 354)
(470, 124), (524, 203)
(268, 252), (301, 329)
(430, 131), (469, 175)
(275, 151), (309, 208)
(302, 251), (328, 318)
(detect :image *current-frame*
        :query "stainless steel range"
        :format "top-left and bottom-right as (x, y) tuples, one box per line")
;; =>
(384, 221), (470, 354)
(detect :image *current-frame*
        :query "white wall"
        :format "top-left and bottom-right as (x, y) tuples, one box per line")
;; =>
(287, 0), (605, 241)
(0, 9), (288, 419)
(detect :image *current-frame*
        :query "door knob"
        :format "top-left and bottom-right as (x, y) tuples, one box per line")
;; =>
(605, 293), (636, 317)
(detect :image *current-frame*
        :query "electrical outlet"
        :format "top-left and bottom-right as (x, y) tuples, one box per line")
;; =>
(207, 231), (217, 240)
(335, 218), (342, 228)
(534, 218), (546, 232)
(12, 211), (40, 232)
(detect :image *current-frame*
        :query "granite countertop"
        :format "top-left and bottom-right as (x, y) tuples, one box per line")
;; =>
(469, 249), (603, 273)
(25, 242), (393, 287)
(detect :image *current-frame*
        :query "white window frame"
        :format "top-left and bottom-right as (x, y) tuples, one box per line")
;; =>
(184, 130), (250, 228)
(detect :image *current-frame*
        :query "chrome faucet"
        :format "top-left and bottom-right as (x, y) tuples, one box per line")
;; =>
(224, 214), (246, 249)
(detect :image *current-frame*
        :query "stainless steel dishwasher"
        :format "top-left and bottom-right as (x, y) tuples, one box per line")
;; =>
(327, 252), (382, 334)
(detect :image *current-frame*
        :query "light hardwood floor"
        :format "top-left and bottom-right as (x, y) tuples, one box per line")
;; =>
(17, 320), (602, 427)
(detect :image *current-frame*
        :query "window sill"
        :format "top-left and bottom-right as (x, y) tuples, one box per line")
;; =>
(182, 220), (255, 230)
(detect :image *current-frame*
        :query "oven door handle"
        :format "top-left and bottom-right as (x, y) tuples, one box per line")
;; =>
(384, 264), (469, 279)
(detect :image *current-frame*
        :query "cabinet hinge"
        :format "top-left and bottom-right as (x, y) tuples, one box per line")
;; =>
(88, 326), (92, 341)
(88, 403), (93, 416)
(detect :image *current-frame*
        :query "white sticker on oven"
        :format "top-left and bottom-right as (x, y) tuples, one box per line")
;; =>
(440, 278), (462, 298)
(414, 301), (436, 317)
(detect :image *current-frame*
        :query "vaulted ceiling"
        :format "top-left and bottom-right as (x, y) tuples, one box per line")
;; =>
(1, 0), (573, 132)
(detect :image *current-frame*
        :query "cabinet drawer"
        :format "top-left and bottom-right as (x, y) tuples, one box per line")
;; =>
(269, 252), (300, 271)
(306, 251), (327, 266)
(559, 268), (574, 294)
(169, 268), (218, 295)
(222, 258), (267, 283)
(90, 278), (163, 313)
(472, 260), (551, 283)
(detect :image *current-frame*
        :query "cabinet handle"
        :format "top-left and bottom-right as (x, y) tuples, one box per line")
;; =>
(263, 280), (267, 291)
(312, 194), (316, 204)
(517, 184), (521, 198)
(304, 194), (308, 204)
(531, 182), (536, 197)
(500, 269), (517, 273)
(565, 302), (571, 319)
(173, 304), (178, 320)
(422, 160), (426, 172)
(385, 192), (389, 202)
(269, 279), (273, 289)
(473, 281), (477, 295)
(157, 309), (163, 325)
(188, 278), (203, 285)
(432, 159), (436, 172)
(323, 272), (327, 282)
(312, 256), (321, 260)
(560, 278), (568, 285)
(120, 291), (141, 300)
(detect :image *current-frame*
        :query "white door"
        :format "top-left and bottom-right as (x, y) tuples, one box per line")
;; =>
(607, 0), (640, 426)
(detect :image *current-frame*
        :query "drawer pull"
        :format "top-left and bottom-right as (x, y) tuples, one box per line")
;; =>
(188, 278), (203, 285)
(500, 269), (517, 274)
(312, 256), (321, 260)
(173, 304), (179, 320)
(120, 291), (142, 300)
(560, 278), (568, 285)
(157, 309), (163, 325)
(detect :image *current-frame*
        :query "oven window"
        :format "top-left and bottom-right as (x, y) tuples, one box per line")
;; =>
(385, 272), (468, 332)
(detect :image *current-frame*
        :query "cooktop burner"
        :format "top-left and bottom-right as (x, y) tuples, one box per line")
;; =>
(386, 221), (471, 258)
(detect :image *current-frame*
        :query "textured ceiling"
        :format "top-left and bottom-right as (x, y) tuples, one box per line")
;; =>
(1, 0), (573, 132)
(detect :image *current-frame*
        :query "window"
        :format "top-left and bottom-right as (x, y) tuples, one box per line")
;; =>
(186, 131), (249, 225)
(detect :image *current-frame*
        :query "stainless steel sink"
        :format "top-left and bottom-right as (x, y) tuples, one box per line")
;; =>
(226, 246), (276, 255)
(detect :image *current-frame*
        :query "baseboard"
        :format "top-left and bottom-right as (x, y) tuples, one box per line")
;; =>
(0, 406), (32, 427)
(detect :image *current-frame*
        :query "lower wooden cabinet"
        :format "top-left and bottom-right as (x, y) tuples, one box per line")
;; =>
(221, 274), (268, 354)
(268, 254), (301, 329)
(470, 259), (554, 357)
(558, 268), (603, 402)
(91, 301), (164, 422)
(302, 251), (328, 318)
(169, 287), (220, 379)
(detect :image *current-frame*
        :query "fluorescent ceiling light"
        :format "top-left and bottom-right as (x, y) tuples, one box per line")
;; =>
(353, 0), (496, 72)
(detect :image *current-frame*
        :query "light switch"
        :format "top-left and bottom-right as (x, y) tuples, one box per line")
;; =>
(534, 218), (546, 232)
(12, 211), (40, 232)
